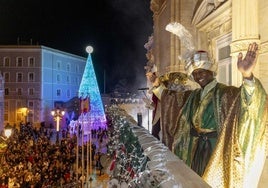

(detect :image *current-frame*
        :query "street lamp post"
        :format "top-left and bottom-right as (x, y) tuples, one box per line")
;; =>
(0, 124), (12, 162)
(4, 124), (13, 139)
(51, 108), (65, 144)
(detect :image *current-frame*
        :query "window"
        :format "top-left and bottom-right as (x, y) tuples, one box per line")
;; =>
(5, 88), (9, 95)
(56, 89), (61, 97)
(29, 88), (34, 95)
(57, 61), (61, 70)
(4, 72), (9, 82)
(17, 73), (23, 82)
(17, 88), (22, 95)
(216, 33), (232, 85)
(67, 89), (70, 98)
(28, 57), (35, 67)
(67, 63), (70, 71)
(57, 74), (60, 83)
(66, 75), (70, 83)
(28, 101), (34, 108)
(28, 73), (34, 82)
(76, 65), (79, 73)
(4, 57), (10, 67)
(16, 57), (23, 67)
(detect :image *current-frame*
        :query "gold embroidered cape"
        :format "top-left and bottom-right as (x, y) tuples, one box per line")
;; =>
(161, 78), (267, 188)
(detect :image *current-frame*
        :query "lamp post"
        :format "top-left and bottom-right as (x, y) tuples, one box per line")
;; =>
(0, 124), (12, 162)
(51, 108), (65, 144)
(4, 124), (13, 138)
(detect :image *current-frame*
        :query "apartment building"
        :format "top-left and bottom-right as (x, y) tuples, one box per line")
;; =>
(0, 45), (86, 128)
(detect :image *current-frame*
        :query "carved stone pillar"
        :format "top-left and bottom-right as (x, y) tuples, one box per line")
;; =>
(230, 0), (260, 85)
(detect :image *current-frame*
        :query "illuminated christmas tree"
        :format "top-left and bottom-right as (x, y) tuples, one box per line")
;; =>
(78, 46), (106, 132)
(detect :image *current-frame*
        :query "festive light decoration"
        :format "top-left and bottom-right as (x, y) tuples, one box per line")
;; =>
(105, 105), (181, 187)
(78, 46), (106, 131)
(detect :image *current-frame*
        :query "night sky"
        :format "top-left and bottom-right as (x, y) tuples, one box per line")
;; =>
(0, 0), (153, 93)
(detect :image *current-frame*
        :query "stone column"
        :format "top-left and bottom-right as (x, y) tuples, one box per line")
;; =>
(230, 0), (260, 85)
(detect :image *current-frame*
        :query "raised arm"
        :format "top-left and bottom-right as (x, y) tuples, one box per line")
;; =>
(237, 42), (258, 79)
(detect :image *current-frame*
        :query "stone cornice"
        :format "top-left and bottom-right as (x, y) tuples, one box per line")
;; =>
(261, 41), (268, 54)
(196, 0), (231, 32)
(230, 39), (260, 55)
(193, 0), (229, 26)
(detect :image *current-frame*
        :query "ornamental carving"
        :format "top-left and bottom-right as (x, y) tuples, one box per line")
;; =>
(261, 41), (268, 54)
(230, 40), (260, 55)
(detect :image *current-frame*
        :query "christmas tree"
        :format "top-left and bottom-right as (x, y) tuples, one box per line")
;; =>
(78, 46), (106, 133)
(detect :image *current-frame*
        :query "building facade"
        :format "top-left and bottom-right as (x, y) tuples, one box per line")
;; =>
(148, 0), (268, 186)
(0, 45), (86, 128)
(149, 0), (268, 89)
(0, 73), (4, 131)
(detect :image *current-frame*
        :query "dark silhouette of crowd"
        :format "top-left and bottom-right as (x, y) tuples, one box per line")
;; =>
(0, 122), (108, 188)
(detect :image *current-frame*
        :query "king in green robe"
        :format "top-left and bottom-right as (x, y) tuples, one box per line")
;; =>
(158, 43), (267, 188)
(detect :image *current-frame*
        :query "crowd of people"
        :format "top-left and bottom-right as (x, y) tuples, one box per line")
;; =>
(0, 122), (108, 188)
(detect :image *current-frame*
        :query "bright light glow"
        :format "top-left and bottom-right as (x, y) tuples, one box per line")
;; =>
(86, 46), (94, 54)
(51, 110), (55, 116)
(78, 53), (106, 132)
(51, 109), (65, 132)
(4, 129), (12, 138)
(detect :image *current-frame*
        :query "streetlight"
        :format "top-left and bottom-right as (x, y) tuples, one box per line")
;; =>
(0, 124), (12, 162)
(51, 108), (65, 143)
(4, 124), (13, 138)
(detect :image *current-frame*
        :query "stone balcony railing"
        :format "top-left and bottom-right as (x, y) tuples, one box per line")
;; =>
(105, 104), (211, 188)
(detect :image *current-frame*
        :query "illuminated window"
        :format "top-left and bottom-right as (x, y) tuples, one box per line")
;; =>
(16, 57), (23, 67)
(4, 72), (9, 82)
(28, 57), (35, 67)
(4, 57), (10, 67)
(28, 73), (34, 82)
(17, 73), (23, 82)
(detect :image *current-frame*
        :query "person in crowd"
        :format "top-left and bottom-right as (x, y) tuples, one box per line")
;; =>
(0, 120), (109, 187)
(156, 42), (267, 187)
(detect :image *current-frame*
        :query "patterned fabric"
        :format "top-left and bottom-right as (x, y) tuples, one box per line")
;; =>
(162, 78), (267, 187)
